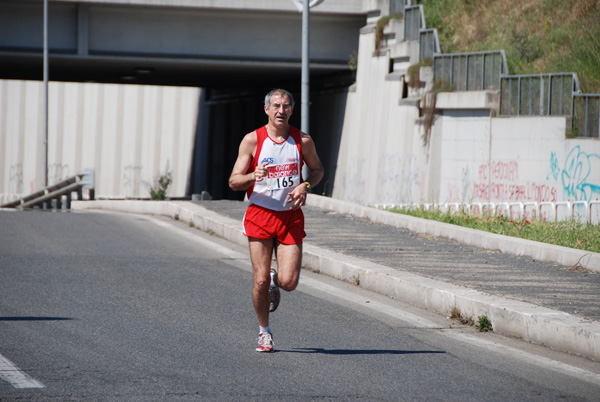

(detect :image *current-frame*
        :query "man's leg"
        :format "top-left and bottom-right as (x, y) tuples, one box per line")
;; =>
(274, 242), (303, 291)
(248, 237), (274, 328)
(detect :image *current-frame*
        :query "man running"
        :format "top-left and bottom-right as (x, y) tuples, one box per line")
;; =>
(229, 88), (324, 352)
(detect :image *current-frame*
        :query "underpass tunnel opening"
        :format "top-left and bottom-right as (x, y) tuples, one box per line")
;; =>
(0, 0), (364, 201)
(189, 74), (353, 201)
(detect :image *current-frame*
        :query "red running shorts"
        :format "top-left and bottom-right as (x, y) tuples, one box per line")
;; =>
(243, 204), (306, 245)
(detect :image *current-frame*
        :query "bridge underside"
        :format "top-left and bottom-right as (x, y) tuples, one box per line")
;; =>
(0, 1), (364, 89)
(0, 52), (357, 90)
(0, 0), (365, 199)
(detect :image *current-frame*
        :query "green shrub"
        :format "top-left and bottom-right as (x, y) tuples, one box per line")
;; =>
(150, 165), (172, 200)
(477, 315), (493, 332)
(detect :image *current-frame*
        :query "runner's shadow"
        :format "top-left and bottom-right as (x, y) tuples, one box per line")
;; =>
(0, 317), (75, 321)
(280, 348), (445, 355)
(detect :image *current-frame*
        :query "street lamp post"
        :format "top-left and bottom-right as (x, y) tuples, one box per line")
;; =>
(301, 0), (309, 134)
(293, 0), (324, 135)
(43, 0), (49, 188)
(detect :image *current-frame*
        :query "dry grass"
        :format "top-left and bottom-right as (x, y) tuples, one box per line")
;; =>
(387, 205), (600, 254)
(449, 306), (474, 326)
(420, 0), (600, 92)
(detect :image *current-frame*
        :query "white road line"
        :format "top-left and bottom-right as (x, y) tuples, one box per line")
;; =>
(146, 217), (247, 259)
(444, 332), (600, 386)
(0, 353), (45, 389)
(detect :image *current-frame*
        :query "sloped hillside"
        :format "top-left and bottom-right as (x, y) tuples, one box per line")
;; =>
(419, 0), (600, 92)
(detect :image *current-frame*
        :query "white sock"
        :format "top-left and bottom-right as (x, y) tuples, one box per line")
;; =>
(260, 325), (272, 335)
(270, 269), (276, 287)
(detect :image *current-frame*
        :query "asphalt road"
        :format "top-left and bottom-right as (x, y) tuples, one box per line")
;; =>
(1, 210), (599, 401)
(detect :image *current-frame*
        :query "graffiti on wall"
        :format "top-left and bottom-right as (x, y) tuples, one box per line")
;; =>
(378, 154), (402, 201)
(548, 146), (600, 201)
(447, 146), (599, 205)
(400, 154), (421, 203)
(48, 163), (70, 185)
(447, 182), (460, 202)
(341, 156), (367, 204)
(9, 164), (23, 194)
(123, 165), (143, 198)
(446, 165), (472, 202)
(461, 165), (472, 201)
(340, 153), (424, 204)
(472, 160), (558, 202)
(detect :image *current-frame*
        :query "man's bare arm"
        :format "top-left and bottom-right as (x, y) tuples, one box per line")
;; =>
(286, 133), (324, 209)
(229, 132), (258, 191)
(301, 133), (324, 188)
(229, 132), (271, 191)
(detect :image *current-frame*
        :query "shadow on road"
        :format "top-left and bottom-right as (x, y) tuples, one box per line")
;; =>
(0, 317), (75, 321)
(280, 348), (446, 355)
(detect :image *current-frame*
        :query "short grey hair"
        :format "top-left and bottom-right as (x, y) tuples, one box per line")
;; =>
(264, 89), (295, 108)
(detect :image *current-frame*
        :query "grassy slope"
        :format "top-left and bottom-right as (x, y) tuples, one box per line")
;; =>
(419, 0), (600, 93)
(388, 206), (600, 253)
(393, 1), (600, 251)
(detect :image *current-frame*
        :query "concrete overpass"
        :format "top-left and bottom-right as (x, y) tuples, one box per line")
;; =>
(0, 0), (375, 200)
(0, 0), (367, 89)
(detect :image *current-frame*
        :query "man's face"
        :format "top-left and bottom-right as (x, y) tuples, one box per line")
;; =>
(265, 93), (293, 128)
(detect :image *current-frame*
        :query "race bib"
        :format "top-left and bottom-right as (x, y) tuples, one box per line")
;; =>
(266, 163), (299, 191)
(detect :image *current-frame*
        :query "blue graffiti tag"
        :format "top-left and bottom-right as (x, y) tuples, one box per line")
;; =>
(560, 146), (600, 201)
(547, 151), (559, 181)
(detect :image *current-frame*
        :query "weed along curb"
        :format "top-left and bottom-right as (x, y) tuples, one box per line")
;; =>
(72, 199), (600, 361)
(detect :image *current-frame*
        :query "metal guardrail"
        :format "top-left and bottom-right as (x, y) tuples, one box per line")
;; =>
(572, 94), (600, 138)
(404, 5), (424, 41)
(374, 200), (600, 224)
(433, 51), (508, 91)
(0, 168), (94, 210)
(397, 2), (441, 63)
(419, 29), (440, 61)
(499, 74), (599, 138)
(388, 0), (599, 139)
(389, 0), (406, 15)
(500, 73), (580, 117)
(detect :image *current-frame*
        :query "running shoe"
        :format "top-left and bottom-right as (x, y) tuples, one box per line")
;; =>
(256, 332), (274, 352)
(269, 269), (280, 312)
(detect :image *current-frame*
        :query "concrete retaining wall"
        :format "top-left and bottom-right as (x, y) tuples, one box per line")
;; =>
(0, 79), (201, 198)
(332, 25), (600, 211)
(333, 31), (424, 205)
(440, 114), (600, 208)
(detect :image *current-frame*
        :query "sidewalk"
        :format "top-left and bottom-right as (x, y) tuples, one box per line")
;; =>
(72, 196), (600, 361)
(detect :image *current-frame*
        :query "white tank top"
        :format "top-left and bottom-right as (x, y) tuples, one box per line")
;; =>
(247, 125), (304, 211)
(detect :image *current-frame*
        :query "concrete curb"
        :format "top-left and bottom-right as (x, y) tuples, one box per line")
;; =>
(72, 199), (600, 361)
(306, 195), (600, 272)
